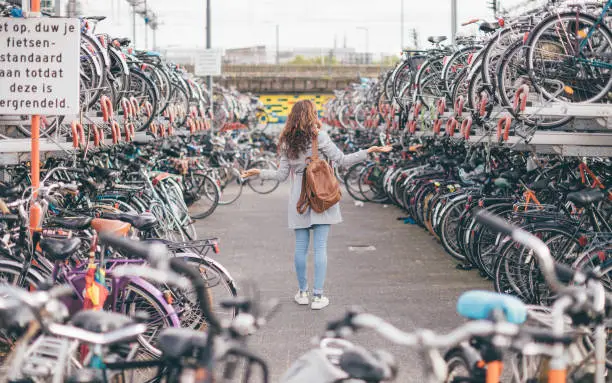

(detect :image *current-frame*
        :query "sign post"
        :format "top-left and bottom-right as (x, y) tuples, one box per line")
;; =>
(195, 48), (222, 128)
(0, 1), (80, 229)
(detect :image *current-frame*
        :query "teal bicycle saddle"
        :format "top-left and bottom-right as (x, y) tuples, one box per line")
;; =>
(456, 290), (527, 324)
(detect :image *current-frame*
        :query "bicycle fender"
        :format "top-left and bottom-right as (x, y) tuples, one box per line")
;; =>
(174, 254), (237, 290)
(123, 276), (181, 327)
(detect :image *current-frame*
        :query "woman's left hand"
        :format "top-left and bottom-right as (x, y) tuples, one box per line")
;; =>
(241, 169), (261, 179)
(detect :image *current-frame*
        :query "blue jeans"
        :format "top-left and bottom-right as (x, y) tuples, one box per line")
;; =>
(294, 224), (330, 295)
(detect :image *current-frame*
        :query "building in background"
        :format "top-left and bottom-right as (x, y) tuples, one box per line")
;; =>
(222, 46), (373, 65)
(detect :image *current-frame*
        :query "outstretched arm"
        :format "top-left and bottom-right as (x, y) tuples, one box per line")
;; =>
(318, 130), (368, 168)
(248, 153), (290, 182)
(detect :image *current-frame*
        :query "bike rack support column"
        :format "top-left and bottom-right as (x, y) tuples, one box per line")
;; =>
(29, 0), (42, 231)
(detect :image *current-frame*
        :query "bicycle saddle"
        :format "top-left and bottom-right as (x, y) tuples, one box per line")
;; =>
(99, 212), (157, 231)
(83, 16), (106, 22)
(479, 21), (501, 33)
(158, 327), (208, 359)
(47, 216), (93, 230)
(90, 218), (131, 236)
(566, 189), (605, 207)
(92, 166), (120, 180)
(71, 310), (134, 334)
(339, 346), (396, 381)
(493, 177), (512, 189)
(530, 178), (550, 191)
(39, 237), (82, 262)
(114, 37), (131, 47)
(427, 36), (447, 44)
(0, 184), (22, 198)
(499, 170), (521, 182)
(456, 290), (527, 324)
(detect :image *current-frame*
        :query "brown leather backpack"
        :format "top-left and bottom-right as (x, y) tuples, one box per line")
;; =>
(296, 132), (341, 214)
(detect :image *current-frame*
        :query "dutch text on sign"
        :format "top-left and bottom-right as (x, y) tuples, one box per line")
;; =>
(0, 18), (80, 115)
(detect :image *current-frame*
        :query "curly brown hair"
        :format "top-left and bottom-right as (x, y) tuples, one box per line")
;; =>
(278, 100), (322, 160)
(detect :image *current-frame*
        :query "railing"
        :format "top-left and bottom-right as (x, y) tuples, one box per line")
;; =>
(218, 64), (392, 78)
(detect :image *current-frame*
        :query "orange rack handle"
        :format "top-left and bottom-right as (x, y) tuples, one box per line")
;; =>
(497, 116), (512, 142)
(461, 118), (472, 140)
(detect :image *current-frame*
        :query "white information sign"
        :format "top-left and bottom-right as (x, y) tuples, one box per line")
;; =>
(195, 48), (222, 76)
(0, 18), (80, 115)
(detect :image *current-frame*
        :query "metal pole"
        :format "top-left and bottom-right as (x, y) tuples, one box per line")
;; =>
(451, 0), (457, 45)
(132, 5), (136, 45)
(144, 0), (148, 49)
(206, 0), (213, 125)
(275, 24), (279, 65)
(152, 28), (156, 51)
(54, 0), (61, 16)
(400, 0), (404, 49)
(365, 29), (369, 64)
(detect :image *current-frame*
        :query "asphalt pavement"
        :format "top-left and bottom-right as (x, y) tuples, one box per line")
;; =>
(196, 184), (490, 382)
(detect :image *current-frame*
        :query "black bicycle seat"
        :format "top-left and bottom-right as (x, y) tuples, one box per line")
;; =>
(93, 166), (120, 180)
(158, 327), (208, 359)
(0, 184), (22, 198)
(115, 37), (131, 46)
(71, 310), (134, 333)
(479, 21), (501, 33)
(567, 189), (605, 207)
(499, 170), (521, 182)
(99, 212), (157, 231)
(83, 16), (106, 22)
(529, 178), (550, 192)
(427, 36), (447, 44)
(40, 237), (82, 261)
(339, 346), (391, 381)
(47, 216), (93, 230)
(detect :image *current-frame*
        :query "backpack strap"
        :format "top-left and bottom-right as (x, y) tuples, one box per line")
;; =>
(296, 171), (310, 214)
(311, 129), (319, 160)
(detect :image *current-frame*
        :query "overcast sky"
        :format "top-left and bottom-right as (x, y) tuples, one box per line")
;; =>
(81, 0), (533, 54)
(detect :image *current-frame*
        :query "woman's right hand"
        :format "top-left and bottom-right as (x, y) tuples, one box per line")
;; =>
(367, 145), (393, 154)
(241, 169), (261, 179)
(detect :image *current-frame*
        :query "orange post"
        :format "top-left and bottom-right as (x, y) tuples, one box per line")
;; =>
(29, 0), (42, 232)
(547, 368), (566, 383)
(486, 361), (503, 383)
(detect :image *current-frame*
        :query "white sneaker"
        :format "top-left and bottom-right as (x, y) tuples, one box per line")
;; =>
(311, 295), (329, 310)
(294, 291), (309, 305)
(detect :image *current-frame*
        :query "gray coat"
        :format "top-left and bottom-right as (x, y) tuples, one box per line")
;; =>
(259, 130), (368, 229)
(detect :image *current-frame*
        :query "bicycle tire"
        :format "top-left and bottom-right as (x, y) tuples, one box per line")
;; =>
(246, 160), (280, 194)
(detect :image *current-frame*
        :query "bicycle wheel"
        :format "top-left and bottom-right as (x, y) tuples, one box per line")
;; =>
(526, 12), (612, 103)
(217, 167), (244, 205)
(444, 347), (477, 383)
(246, 160), (280, 194)
(171, 255), (238, 330)
(344, 163), (367, 202)
(497, 39), (573, 128)
(186, 173), (220, 220)
(438, 198), (468, 262)
(118, 281), (179, 357)
(0, 262), (45, 360)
